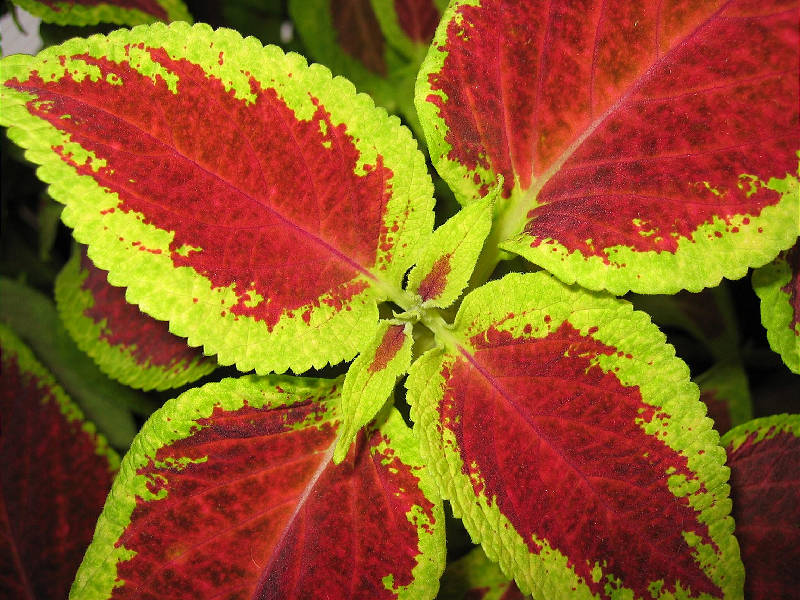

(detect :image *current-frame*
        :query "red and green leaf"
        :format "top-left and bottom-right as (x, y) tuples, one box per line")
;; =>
(695, 363), (753, 436)
(407, 272), (742, 599)
(439, 546), (526, 600)
(334, 319), (413, 464)
(721, 414), (800, 600)
(752, 240), (800, 374)
(417, 0), (800, 294)
(55, 245), (216, 391)
(10, 0), (192, 26)
(0, 22), (434, 374)
(0, 323), (120, 600)
(407, 191), (494, 309)
(72, 374), (445, 599)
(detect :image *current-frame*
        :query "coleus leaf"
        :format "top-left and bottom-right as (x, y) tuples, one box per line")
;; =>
(0, 277), (147, 446)
(407, 272), (742, 599)
(72, 374), (445, 599)
(0, 22), (434, 374)
(333, 319), (413, 464)
(416, 0), (800, 294)
(0, 323), (120, 600)
(438, 546), (526, 600)
(407, 191), (493, 309)
(752, 240), (800, 374)
(695, 362), (753, 436)
(720, 414), (800, 600)
(372, 0), (447, 63)
(9, 0), (192, 26)
(55, 245), (216, 391)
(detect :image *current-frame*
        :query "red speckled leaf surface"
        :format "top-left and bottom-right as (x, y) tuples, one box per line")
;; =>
(721, 415), (800, 600)
(55, 246), (215, 391)
(418, 0), (799, 294)
(0, 324), (119, 600)
(408, 273), (742, 598)
(72, 375), (444, 599)
(0, 24), (433, 374)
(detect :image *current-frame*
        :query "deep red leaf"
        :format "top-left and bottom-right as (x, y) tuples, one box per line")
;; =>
(394, 0), (440, 43)
(332, 0), (387, 75)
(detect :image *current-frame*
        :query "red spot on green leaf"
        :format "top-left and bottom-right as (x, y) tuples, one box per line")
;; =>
(9, 47), (395, 331)
(79, 250), (204, 370)
(417, 253), (452, 302)
(440, 322), (719, 598)
(368, 324), (406, 374)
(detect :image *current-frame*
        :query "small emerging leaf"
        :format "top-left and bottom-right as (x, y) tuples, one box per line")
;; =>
(407, 191), (494, 309)
(0, 324), (119, 600)
(753, 241), (800, 373)
(72, 375), (445, 599)
(439, 546), (526, 600)
(721, 415), (800, 600)
(696, 362), (753, 435)
(55, 246), (216, 391)
(10, 0), (192, 26)
(333, 319), (413, 463)
(408, 272), (742, 599)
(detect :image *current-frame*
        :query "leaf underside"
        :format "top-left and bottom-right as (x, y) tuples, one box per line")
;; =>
(0, 324), (119, 600)
(407, 272), (742, 599)
(72, 375), (445, 599)
(0, 22), (434, 375)
(11, 0), (192, 26)
(56, 245), (216, 391)
(721, 415), (800, 600)
(417, 0), (800, 294)
(752, 241), (800, 373)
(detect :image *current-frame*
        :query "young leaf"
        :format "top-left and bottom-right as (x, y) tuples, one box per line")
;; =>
(55, 245), (216, 391)
(721, 414), (800, 600)
(0, 323), (120, 600)
(407, 272), (742, 599)
(72, 375), (445, 599)
(696, 362), (753, 436)
(0, 22), (434, 374)
(372, 0), (447, 63)
(416, 0), (800, 294)
(407, 191), (493, 309)
(10, 0), (192, 26)
(0, 277), (147, 445)
(438, 546), (526, 600)
(333, 319), (413, 464)
(752, 241), (800, 374)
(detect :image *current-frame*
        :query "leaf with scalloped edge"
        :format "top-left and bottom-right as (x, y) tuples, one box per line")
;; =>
(0, 323), (120, 600)
(407, 191), (493, 309)
(438, 546), (526, 600)
(0, 22), (434, 375)
(416, 0), (799, 295)
(407, 272), (743, 599)
(10, 0), (191, 26)
(721, 414), (800, 600)
(333, 319), (413, 464)
(72, 374), (445, 599)
(752, 240), (800, 374)
(696, 363), (753, 436)
(55, 245), (216, 391)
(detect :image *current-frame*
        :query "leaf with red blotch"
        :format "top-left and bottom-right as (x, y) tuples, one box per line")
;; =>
(695, 362), (753, 436)
(407, 190), (494, 309)
(55, 245), (216, 391)
(417, 0), (800, 295)
(0, 22), (434, 375)
(407, 272), (743, 599)
(72, 375), (445, 599)
(0, 323), (120, 600)
(721, 414), (800, 600)
(333, 319), (413, 464)
(753, 240), (800, 374)
(438, 546), (527, 600)
(10, 0), (192, 26)
(289, 0), (445, 137)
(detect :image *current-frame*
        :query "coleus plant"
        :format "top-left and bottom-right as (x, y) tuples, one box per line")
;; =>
(0, 0), (798, 599)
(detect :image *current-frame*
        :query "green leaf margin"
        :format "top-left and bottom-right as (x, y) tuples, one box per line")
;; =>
(10, 0), (192, 26)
